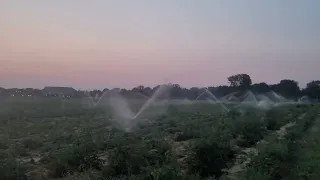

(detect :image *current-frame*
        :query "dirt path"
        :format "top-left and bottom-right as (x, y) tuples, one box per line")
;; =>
(276, 121), (296, 138)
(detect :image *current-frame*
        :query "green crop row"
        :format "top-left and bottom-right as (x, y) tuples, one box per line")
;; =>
(244, 105), (319, 180)
(0, 102), (315, 180)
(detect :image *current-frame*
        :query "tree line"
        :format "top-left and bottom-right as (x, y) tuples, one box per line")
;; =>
(0, 74), (319, 101)
(107, 74), (319, 101)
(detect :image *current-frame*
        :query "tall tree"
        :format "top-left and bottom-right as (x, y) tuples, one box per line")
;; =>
(227, 74), (252, 90)
(303, 80), (320, 100)
(251, 82), (270, 94)
(271, 79), (300, 99)
(170, 84), (183, 99)
(90, 89), (102, 97)
(211, 86), (235, 98)
(188, 87), (201, 100)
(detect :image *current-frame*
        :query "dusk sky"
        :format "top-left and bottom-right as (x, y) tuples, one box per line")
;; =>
(1, 0), (319, 90)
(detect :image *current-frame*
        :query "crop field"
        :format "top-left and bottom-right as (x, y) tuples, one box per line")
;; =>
(0, 98), (320, 180)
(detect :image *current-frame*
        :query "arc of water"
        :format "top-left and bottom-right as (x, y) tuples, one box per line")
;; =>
(132, 85), (169, 119)
(271, 91), (286, 102)
(239, 91), (256, 105)
(84, 91), (95, 106)
(206, 98), (217, 104)
(195, 91), (207, 101)
(234, 91), (249, 109)
(201, 88), (229, 112)
(85, 90), (110, 107)
(132, 97), (155, 119)
(85, 91), (96, 106)
(131, 92), (150, 99)
(84, 87), (167, 120)
(257, 94), (274, 103)
(85, 90), (151, 108)
(247, 91), (258, 105)
(220, 91), (240, 103)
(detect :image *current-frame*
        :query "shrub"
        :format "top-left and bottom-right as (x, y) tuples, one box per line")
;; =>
(187, 138), (235, 178)
(174, 131), (197, 142)
(235, 117), (266, 147)
(0, 138), (9, 150)
(105, 145), (146, 176)
(246, 168), (271, 180)
(143, 164), (185, 180)
(105, 140), (172, 177)
(21, 137), (42, 150)
(165, 127), (182, 134)
(47, 142), (101, 178)
(11, 142), (29, 157)
(82, 170), (103, 180)
(0, 157), (27, 180)
(227, 109), (241, 119)
(247, 140), (289, 179)
(265, 110), (278, 130)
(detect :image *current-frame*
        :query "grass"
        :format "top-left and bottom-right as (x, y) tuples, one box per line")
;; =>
(0, 98), (318, 179)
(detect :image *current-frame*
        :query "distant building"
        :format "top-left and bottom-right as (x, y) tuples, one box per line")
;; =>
(42, 86), (77, 97)
(5, 88), (23, 97)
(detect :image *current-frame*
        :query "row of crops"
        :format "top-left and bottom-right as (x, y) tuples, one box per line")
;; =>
(0, 100), (319, 179)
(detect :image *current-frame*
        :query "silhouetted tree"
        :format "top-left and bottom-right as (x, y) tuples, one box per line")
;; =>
(170, 84), (184, 99)
(188, 87), (201, 100)
(143, 87), (152, 96)
(131, 86), (143, 93)
(211, 86), (235, 98)
(120, 89), (128, 93)
(271, 79), (300, 100)
(303, 80), (320, 100)
(151, 85), (170, 100)
(227, 74), (252, 90)
(90, 90), (102, 97)
(251, 83), (270, 94)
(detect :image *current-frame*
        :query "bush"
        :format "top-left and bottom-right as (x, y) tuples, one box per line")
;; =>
(11, 142), (29, 157)
(21, 137), (42, 150)
(247, 140), (290, 179)
(246, 168), (271, 180)
(187, 138), (235, 178)
(144, 140), (172, 166)
(0, 157), (27, 180)
(0, 138), (9, 150)
(105, 140), (172, 177)
(165, 127), (182, 134)
(227, 109), (241, 119)
(265, 110), (278, 130)
(47, 142), (102, 178)
(174, 131), (197, 142)
(82, 170), (103, 180)
(106, 145), (145, 176)
(235, 117), (266, 147)
(0, 150), (7, 160)
(143, 164), (185, 180)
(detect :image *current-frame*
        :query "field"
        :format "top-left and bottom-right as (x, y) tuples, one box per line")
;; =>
(0, 98), (320, 180)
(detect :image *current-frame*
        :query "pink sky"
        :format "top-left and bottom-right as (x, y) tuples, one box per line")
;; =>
(1, 1), (319, 89)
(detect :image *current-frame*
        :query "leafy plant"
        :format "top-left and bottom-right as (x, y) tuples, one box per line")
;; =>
(0, 156), (27, 180)
(187, 138), (235, 178)
(47, 142), (101, 178)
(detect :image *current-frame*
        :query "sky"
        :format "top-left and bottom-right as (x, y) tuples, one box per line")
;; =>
(1, 0), (319, 90)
